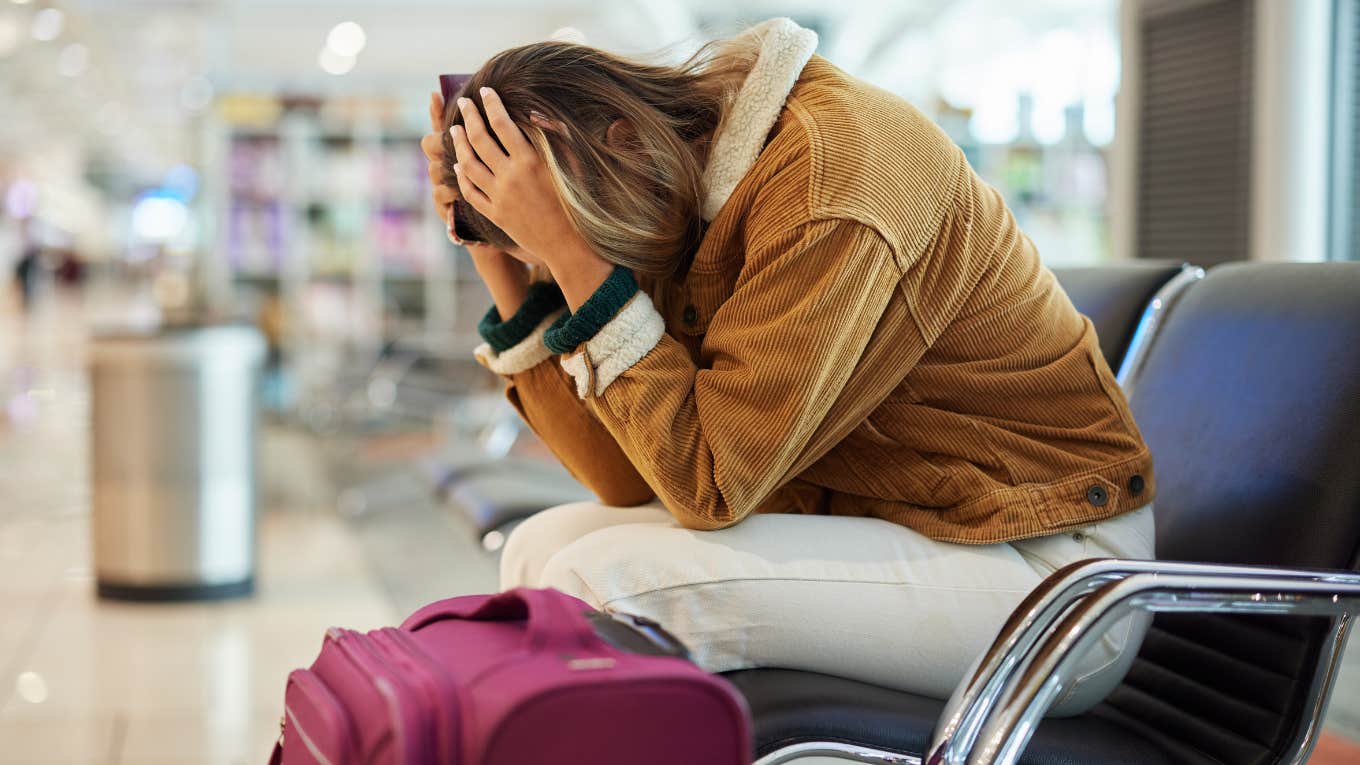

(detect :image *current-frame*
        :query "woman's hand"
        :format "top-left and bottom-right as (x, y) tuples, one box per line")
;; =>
(423, 91), (529, 318)
(449, 88), (612, 309)
(422, 92), (458, 230)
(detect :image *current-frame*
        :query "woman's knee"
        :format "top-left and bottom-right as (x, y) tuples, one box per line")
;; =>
(501, 502), (604, 589)
(499, 501), (670, 590)
(1047, 611), (1152, 716)
(536, 518), (740, 604)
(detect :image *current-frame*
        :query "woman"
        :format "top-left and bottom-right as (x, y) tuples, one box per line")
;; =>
(420, 18), (1154, 715)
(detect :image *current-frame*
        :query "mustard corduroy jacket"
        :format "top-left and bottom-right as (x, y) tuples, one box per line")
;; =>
(474, 27), (1154, 544)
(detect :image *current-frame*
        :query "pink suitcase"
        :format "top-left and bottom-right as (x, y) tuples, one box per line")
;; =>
(271, 587), (751, 765)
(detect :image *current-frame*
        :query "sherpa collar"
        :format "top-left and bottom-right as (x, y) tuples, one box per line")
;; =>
(700, 18), (818, 221)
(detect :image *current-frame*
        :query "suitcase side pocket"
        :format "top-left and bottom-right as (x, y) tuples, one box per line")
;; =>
(282, 669), (359, 765)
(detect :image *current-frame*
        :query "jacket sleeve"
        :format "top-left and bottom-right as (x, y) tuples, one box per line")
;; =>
(474, 287), (655, 508)
(553, 218), (920, 529)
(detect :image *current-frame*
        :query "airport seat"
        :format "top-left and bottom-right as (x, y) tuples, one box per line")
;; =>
(443, 458), (593, 548)
(727, 262), (1360, 764)
(448, 261), (1198, 547)
(1048, 261), (1202, 385)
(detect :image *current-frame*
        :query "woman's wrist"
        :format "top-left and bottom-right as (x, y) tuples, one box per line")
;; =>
(547, 240), (615, 312)
(470, 247), (531, 318)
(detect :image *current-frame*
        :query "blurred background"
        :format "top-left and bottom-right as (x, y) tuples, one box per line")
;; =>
(0, 0), (1356, 763)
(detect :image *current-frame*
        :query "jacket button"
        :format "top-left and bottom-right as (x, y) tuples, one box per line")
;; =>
(682, 305), (699, 326)
(1086, 485), (1109, 507)
(1128, 475), (1145, 496)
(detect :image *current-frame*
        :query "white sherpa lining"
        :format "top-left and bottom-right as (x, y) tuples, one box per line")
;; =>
(474, 309), (567, 376)
(700, 17), (818, 220)
(560, 292), (667, 398)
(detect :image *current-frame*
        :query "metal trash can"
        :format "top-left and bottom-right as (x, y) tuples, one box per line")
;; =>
(90, 323), (266, 601)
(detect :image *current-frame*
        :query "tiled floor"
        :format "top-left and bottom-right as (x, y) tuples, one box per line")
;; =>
(3, 286), (1360, 764)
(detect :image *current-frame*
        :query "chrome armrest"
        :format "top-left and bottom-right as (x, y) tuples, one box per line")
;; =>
(955, 565), (1360, 765)
(926, 557), (1324, 765)
(1115, 263), (1205, 390)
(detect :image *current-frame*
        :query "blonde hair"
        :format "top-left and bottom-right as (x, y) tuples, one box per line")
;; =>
(442, 36), (759, 279)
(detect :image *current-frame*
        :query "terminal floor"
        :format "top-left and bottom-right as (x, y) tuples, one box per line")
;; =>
(1, 290), (1358, 764)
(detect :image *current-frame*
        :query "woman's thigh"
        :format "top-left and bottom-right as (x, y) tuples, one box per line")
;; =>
(537, 512), (1050, 701)
(499, 501), (673, 589)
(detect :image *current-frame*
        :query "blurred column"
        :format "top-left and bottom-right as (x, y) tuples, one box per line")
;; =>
(1329, 0), (1358, 261)
(1249, 0), (1333, 262)
(1111, 0), (1142, 263)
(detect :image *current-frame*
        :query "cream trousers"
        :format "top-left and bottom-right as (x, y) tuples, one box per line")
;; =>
(501, 502), (1155, 717)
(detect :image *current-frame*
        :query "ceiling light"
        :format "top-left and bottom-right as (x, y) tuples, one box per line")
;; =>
(56, 42), (87, 76)
(326, 21), (365, 57)
(318, 46), (355, 75)
(30, 7), (61, 41)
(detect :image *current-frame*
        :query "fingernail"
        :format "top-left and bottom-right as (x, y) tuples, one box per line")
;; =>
(457, 97), (469, 108)
(453, 163), (463, 174)
(449, 125), (459, 137)
(480, 87), (493, 97)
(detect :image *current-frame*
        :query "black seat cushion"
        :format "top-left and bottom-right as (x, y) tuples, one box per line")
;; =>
(1129, 263), (1360, 570)
(1050, 261), (1186, 370)
(726, 669), (1212, 765)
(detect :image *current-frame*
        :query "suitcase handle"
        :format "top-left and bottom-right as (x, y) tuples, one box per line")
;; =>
(401, 588), (599, 653)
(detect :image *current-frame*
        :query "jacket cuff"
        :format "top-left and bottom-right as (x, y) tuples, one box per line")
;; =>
(559, 292), (666, 398)
(475, 309), (566, 376)
(543, 267), (639, 354)
(478, 281), (567, 353)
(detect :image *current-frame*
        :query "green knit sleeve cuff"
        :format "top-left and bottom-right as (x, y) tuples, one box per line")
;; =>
(477, 281), (567, 353)
(544, 267), (639, 354)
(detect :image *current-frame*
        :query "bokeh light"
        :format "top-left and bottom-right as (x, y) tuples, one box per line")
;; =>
(318, 46), (355, 75)
(326, 21), (366, 57)
(30, 7), (61, 41)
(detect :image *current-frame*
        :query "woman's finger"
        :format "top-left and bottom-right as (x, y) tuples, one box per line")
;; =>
(456, 97), (509, 171)
(449, 126), (497, 197)
(420, 131), (444, 162)
(427, 159), (443, 186)
(455, 157), (495, 193)
(449, 124), (493, 189)
(452, 163), (493, 211)
(428, 91), (444, 133)
(478, 88), (532, 155)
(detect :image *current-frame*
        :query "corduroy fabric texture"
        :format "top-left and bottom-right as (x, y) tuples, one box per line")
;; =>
(543, 266), (638, 354)
(480, 54), (1154, 544)
(477, 281), (566, 353)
